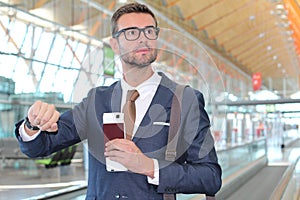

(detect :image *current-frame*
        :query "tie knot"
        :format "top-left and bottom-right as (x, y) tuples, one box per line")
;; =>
(126, 90), (139, 102)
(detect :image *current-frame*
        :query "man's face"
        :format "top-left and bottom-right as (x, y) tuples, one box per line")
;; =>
(111, 13), (158, 68)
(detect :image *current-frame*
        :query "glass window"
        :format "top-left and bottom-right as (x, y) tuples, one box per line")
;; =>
(47, 34), (66, 65)
(53, 68), (79, 102)
(38, 64), (58, 93)
(13, 59), (35, 93)
(34, 31), (54, 61)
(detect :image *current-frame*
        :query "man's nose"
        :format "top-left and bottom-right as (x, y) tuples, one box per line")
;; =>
(137, 31), (148, 42)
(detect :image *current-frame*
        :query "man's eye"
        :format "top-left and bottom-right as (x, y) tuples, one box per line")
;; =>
(146, 29), (154, 34)
(128, 30), (137, 35)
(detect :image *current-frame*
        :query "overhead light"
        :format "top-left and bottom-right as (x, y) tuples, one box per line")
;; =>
(277, 63), (282, 68)
(267, 46), (272, 51)
(7, 8), (16, 17)
(276, 10), (282, 15)
(286, 30), (293, 35)
(282, 22), (289, 27)
(282, 69), (286, 73)
(281, 14), (287, 19)
(276, 4), (284, 10)
(259, 33), (265, 38)
(273, 55), (278, 60)
(288, 37), (294, 42)
(249, 15), (255, 20)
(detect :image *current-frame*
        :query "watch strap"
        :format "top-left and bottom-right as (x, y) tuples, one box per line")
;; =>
(25, 117), (40, 131)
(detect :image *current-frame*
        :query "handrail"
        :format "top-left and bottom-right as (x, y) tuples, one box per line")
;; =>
(23, 181), (87, 200)
(0, 99), (74, 109)
(217, 137), (266, 153)
(269, 155), (300, 200)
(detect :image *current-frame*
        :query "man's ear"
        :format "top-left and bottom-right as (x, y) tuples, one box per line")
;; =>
(109, 38), (120, 55)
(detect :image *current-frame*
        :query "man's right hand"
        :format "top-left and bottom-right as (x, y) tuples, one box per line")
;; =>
(26, 100), (60, 134)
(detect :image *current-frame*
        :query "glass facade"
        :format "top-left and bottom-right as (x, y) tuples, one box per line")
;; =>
(0, 2), (298, 199)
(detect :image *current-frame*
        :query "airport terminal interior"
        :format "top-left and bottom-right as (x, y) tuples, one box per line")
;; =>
(0, 0), (300, 199)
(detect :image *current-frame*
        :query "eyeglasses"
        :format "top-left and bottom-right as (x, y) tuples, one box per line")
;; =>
(113, 26), (160, 41)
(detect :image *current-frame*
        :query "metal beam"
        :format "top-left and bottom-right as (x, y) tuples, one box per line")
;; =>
(215, 98), (300, 106)
(80, 0), (114, 16)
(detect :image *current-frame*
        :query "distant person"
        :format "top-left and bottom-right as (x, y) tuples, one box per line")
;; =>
(15, 2), (221, 199)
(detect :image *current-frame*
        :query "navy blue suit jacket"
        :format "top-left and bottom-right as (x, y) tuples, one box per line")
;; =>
(15, 73), (221, 199)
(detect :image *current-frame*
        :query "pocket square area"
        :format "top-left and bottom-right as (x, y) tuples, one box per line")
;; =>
(153, 122), (170, 126)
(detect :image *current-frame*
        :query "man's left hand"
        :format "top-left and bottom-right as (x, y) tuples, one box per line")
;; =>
(105, 139), (154, 178)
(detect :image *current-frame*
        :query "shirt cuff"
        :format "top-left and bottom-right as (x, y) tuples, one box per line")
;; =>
(147, 159), (159, 185)
(19, 121), (41, 142)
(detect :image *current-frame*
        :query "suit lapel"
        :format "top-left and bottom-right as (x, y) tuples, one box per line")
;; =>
(133, 74), (176, 143)
(111, 82), (122, 112)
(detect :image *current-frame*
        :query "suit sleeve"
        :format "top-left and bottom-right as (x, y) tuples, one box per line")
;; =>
(14, 89), (95, 158)
(156, 87), (222, 196)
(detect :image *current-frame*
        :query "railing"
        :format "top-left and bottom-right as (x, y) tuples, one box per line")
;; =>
(177, 138), (268, 200)
(270, 156), (300, 200)
(218, 138), (267, 179)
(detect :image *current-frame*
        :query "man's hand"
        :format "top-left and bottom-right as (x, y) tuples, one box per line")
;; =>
(105, 139), (154, 178)
(26, 100), (60, 134)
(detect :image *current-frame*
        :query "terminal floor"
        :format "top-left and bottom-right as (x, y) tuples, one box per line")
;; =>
(0, 164), (86, 200)
(1, 138), (300, 200)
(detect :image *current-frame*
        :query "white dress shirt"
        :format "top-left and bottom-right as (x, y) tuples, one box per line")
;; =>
(120, 71), (161, 137)
(121, 71), (161, 185)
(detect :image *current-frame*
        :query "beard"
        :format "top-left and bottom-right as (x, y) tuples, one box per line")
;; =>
(120, 47), (158, 68)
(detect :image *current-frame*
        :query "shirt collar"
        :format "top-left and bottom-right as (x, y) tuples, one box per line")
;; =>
(121, 70), (161, 100)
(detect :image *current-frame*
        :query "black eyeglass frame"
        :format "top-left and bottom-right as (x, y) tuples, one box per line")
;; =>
(112, 26), (160, 41)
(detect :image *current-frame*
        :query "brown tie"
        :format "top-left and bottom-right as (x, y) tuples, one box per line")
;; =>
(123, 90), (139, 140)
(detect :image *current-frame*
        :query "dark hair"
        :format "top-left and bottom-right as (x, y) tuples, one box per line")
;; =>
(111, 2), (158, 35)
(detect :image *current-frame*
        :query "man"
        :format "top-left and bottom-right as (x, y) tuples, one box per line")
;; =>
(15, 2), (222, 199)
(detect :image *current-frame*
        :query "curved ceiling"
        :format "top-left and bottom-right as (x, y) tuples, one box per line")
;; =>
(2, 0), (300, 96)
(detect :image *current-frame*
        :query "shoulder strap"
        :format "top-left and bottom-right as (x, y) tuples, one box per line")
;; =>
(164, 84), (186, 200)
(164, 84), (216, 200)
(165, 84), (186, 162)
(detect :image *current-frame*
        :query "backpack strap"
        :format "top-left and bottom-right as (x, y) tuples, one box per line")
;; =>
(163, 84), (216, 200)
(163, 84), (186, 200)
(165, 84), (186, 162)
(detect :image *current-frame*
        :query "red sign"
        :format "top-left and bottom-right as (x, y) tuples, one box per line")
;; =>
(252, 73), (262, 91)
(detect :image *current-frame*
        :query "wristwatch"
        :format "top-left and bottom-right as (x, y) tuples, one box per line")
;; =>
(24, 117), (40, 131)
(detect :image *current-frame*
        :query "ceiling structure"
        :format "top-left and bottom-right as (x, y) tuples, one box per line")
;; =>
(1, 0), (300, 96)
